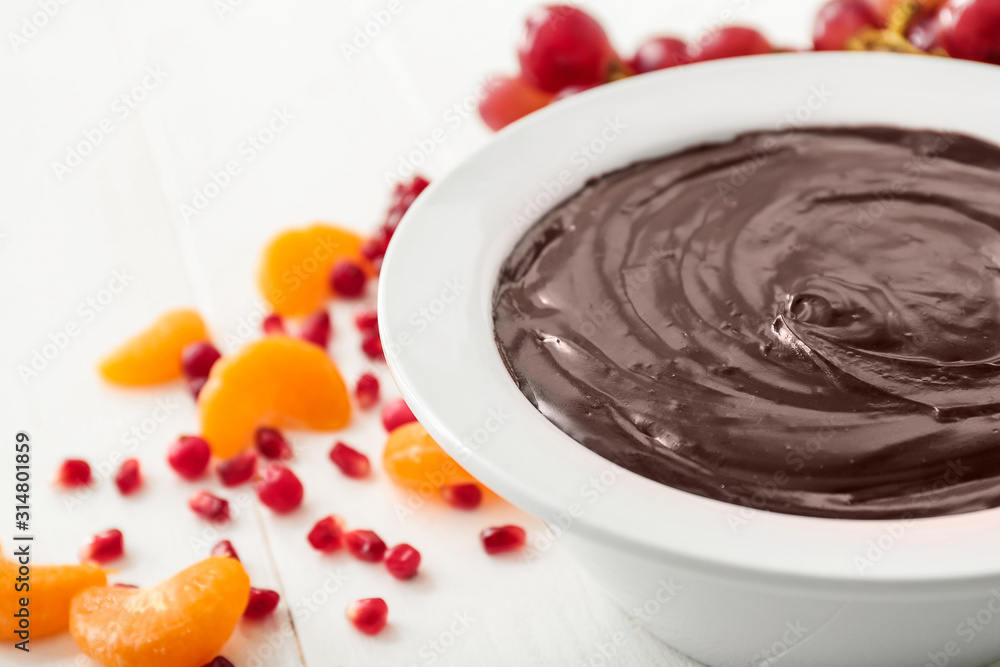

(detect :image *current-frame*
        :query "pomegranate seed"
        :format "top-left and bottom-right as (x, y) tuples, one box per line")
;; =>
(392, 174), (430, 207)
(355, 373), (380, 410)
(518, 5), (614, 92)
(329, 442), (371, 479)
(167, 435), (211, 480)
(385, 544), (421, 580)
(211, 539), (240, 561)
(244, 587), (280, 619)
(381, 398), (417, 432)
(80, 529), (124, 564)
(189, 376), (208, 399)
(189, 491), (230, 522)
(346, 598), (388, 635)
(329, 259), (367, 298)
(255, 427), (293, 460)
(307, 515), (346, 552)
(361, 227), (392, 263)
(354, 309), (378, 333)
(55, 459), (92, 487)
(441, 483), (482, 510)
(181, 341), (221, 380)
(255, 464), (304, 513)
(361, 331), (384, 361)
(344, 529), (387, 562)
(112, 583), (138, 589)
(361, 235), (387, 263)
(114, 458), (142, 495)
(481, 525), (527, 554)
(262, 313), (286, 335)
(298, 310), (332, 348)
(216, 451), (257, 487)
(384, 176), (430, 231)
(202, 659), (235, 667)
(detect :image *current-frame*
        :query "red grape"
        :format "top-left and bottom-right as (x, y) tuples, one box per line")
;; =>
(629, 37), (690, 73)
(907, 11), (943, 51)
(478, 75), (554, 131)
(517, 5), (615, 92)
(866, 0), (899, 19)
(938, 0), (1000, 64)
(552, 83), (599, 102)
(687, 26), (772, 62)
(813, 0), (883, 50)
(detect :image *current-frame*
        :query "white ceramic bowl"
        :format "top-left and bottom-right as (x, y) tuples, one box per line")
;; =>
(378, 52), (1000, 667)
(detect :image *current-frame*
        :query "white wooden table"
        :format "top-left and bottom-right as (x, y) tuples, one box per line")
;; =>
(1, 1), (827, 665)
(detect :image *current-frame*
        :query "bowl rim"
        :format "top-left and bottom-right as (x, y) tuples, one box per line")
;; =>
(379, 51), (1000, 593)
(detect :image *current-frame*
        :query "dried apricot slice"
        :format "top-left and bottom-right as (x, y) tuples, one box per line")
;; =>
(258, 224), (373, 317)
(0, 556), (106, 640)
(69, 557), (249, 667)
(199, 337), (350, 458)
(99, 309), (208, 386)
(383, 422), (476, 490)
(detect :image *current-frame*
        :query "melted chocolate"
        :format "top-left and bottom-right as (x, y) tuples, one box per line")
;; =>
(493, 127), (1000, 519)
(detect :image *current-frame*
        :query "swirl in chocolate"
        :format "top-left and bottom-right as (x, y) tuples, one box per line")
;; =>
(493, 127), (1000, 519)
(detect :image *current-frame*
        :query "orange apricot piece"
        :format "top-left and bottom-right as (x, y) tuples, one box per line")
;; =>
(199, 336), (350, 458)
(383, 421), (476, 490)
(98, 309), (208, 386)
(257, 223), (373, 317)
(0, 557), (106, 641)
(70, 557), (249, 667)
